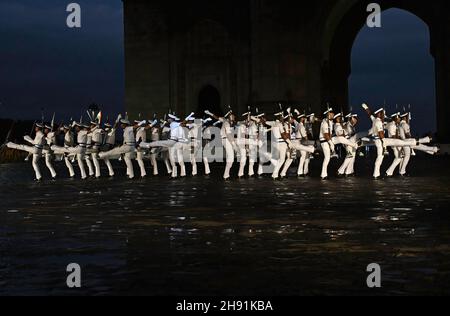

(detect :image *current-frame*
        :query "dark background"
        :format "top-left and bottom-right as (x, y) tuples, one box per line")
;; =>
(0, 1), (437, 136)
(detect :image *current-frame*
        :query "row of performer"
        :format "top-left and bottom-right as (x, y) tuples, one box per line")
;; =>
(4, 103), (439, 181)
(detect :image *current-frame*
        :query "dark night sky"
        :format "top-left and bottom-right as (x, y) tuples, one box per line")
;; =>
(0, 2), (437, 135)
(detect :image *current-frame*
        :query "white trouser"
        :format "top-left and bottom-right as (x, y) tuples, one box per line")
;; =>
(373, 138), (417, 178)
(54, 145), (87, 179)
(320, 142), (333, 179)
(337, 136), (357, 176)
(190, 140), (201, 176)
(258, 140), (275, 176)
(272, 142), (288, 179)
(43, 150), (57, 178)
(150, 152), (158, 175)
(332, 136), (358, 149)
(99, 145), (136, 179)
(399, 147), (411, 176)
(237, 142), (247, 178)
(280, 147), (293, 178)
(386, 147), (403, 176)
(52, 145), (75, 177)
(88, 147), (101, 178)
(203, 141), (213, 175)
(136, 150), (147, 177)
(223, 139), (234, 179)
(248, 138), (258, 176)
(7, 143), (42, 180)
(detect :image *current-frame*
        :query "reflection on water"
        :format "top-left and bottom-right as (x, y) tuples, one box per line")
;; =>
(1, 157), (450, 295)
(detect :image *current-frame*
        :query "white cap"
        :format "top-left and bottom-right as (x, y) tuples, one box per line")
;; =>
(168, 114), (180, 121)
(390, 112), (400, 118)
(323, 108), (334, 115)
(374, 108), (384, 115)
(333, 113), (342, 120)
(120, 119), (131, 125)
(274, 111), (284, 117)
(400, 112), (409, 118)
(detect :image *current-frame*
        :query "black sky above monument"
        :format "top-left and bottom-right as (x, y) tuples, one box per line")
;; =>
(0, 0), (438, 135)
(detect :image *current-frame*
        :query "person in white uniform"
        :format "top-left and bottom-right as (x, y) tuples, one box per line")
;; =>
(361, 104), (424, 179)
(102, 122), (117, 177)
(265, 111), (291, 180)
(333, 113), (358, 177)
(43, 124), (58, 179)
(7, 123), (46, 181)
(51, 121), (89, 179)
(57, 124), (76, 178)
(319, 108), (336, 180)
(385, 112), (403, 177)
(99, 118), (136, 179)
(205, 110), (238, 180)
(236, 115), (249, 179)
(134, 119), (152, 178)
(398, 112), (439, 176)
(338, 113), (358, 177)
(87, 121), (104, 178)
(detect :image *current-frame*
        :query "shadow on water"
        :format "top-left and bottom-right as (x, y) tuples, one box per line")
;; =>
(0, 156), (450, 295)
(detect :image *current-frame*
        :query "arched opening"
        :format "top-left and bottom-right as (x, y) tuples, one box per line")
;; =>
(349, 8), (436, 136)
(197, 85), (222, 116)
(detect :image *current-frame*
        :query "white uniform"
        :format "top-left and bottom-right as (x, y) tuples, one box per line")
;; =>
(84, 131), (95, 177)
(43, 131), (57, 178)
(266, 120), (288, 179)
(319, 118), (334, 179)
(99, 126), (136, 179)
(236, 122), (248, 178)
(61, 130), (76, 177)
(280, 122), (295, 178)
(202, 125), (214, 175)
(102, 127), (116, 177)
(220, 118), (236, 180)
(294, 121), (312, 176)
(188, 122), (202, 176)
(371, 117), (419, 178)
(7, 130), (45, 180)
(337, 122), (358, 176)
(385, 121), (403, 177)
(247, 121), (258, 177)
(90, 126), (104, 178)
(135, 126), (148, 177)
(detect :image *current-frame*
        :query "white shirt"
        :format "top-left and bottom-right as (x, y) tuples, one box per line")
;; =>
(77, 130), (88, 146)
(46, 132), (56, 146)
(91, 127), (103, 145)
(64, 130), (74, 147)
(248, 121), (258, 139)
(345, 122), (356, 138)
(150, 127), (160, 141)
(386, 121), (398, 138)
(123, 126), (135, 145)
(319, 119), (333, 141)
(105, 128), (116, 146)
(372, 117), (384, 137)
(399, 121), (410, 139)
(295, 122), (308, 140)
(219, 118), (234, 140)
(135, 127), (147, 143)
(266, 120), (284, 141)
(334, 123), (346, 137)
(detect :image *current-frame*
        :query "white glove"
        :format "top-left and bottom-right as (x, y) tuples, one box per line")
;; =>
(294, 109), (300, 116)
(150, 119), (158, 127)
(203, 118), (212, 123)
(362, 103), (369, 111)
(115, 114), (122, 124)
(138, 120), (147, 127)
(71, 121), (77, 128)
(204, 110), (214, 117)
